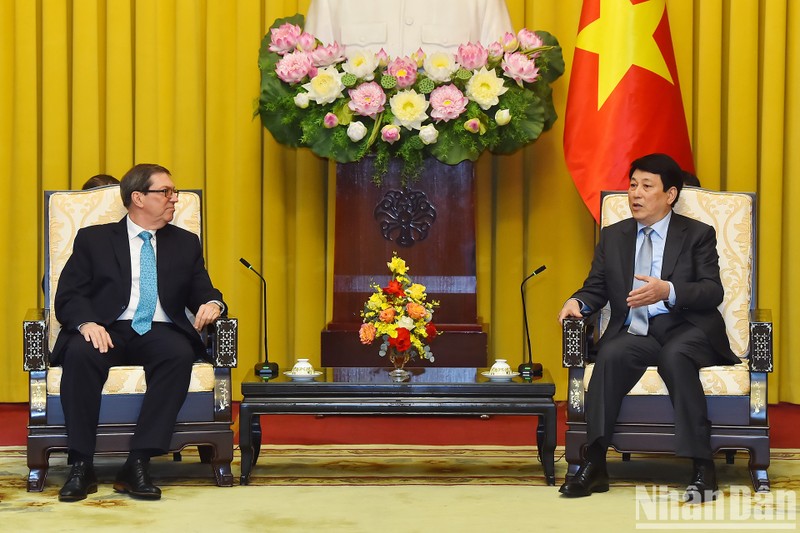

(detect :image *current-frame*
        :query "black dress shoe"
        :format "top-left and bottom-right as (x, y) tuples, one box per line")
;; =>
(59, 460), (98, 502)
(559, 460), (610, 497)
(682, 459), (719, 503)
(113, 458), (161, 500)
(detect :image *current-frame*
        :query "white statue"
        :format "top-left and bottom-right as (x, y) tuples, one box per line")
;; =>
(305, 0), (514, 58)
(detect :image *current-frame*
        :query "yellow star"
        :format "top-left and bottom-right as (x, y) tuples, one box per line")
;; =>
(576, 0), (673, 110)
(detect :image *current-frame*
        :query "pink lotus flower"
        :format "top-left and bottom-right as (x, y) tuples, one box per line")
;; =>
(456, 42), (488, 70)
(376, 48), (390, 67)
(487, 41), (504, 62)
(386, 57), (418, 89)
(502, 52), (539, 85)
(381, 124), (401, 144)
(464, 118), (482, 134)
(275, 51), (316, 84)
(517, 29), (544, 54)
(296, 32), (317, 52)
(501, 31), (519, 53)
(411, 47), (426, 67)
(429, 84), (468, 122)
(348, 82), (387, 118)
(269, 23), (302, 55)
(311, 42), (346, 67)
(323, 112), (339, 128)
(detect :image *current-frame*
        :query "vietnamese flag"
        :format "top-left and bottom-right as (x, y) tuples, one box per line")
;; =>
(563, 0), (694, 222)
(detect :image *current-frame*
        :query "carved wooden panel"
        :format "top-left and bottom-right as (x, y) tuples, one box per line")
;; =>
(323, 157), (486, 367)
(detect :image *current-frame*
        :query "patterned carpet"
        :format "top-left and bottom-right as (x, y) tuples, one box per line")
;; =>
(1, 446), (798, 532)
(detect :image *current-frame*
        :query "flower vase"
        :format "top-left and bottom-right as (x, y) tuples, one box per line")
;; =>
(388, 348), (411, 382)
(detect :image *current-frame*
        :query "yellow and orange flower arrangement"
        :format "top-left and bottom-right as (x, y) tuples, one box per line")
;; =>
(359, 254), (439, 362)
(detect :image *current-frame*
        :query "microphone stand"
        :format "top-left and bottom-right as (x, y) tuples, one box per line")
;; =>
(519, 265), (547, 379)
(240, 258), (279, 378)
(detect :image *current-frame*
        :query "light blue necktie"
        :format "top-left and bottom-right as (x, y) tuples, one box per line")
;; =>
(628, 227), (653, 336)
(132, 231), (157, 335)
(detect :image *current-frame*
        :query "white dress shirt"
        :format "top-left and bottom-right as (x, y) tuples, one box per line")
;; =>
(117, 217), (172, 323)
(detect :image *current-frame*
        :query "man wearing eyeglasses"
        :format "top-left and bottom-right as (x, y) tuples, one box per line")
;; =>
(52, 163), (226, 502)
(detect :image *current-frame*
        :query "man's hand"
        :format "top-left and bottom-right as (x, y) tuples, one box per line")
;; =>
(558, 298), (583, 325)
(79, 322), (114, 354)
(627, 275), (671, 308)
(193, 302), (222, 331)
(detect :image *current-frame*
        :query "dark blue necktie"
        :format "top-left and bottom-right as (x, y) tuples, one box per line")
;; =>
(132, 231), (157, 335)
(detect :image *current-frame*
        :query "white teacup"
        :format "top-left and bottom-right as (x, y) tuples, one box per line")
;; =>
(488, 359), (513, 375)
(290, 359), (315, 375)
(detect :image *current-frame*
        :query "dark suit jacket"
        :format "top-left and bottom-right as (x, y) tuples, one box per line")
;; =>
(572, 212), (738, 364)
(52, 217), (224, 363)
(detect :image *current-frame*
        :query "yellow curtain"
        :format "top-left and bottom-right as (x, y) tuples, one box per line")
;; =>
(0, 0), (797, 404)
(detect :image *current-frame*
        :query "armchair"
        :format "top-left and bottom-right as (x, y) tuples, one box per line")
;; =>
(562, 187), (773, 492)
(23, 185), (238, 491)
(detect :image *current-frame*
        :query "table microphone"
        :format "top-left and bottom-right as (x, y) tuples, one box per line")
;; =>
(240, 258), (279, 378)
(520, 265), (547, 379)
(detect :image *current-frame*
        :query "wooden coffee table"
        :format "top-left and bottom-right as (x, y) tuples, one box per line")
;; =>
(239, 368), (557, 485)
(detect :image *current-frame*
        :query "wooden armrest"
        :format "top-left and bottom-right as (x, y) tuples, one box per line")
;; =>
(23, 308), (48, 372)
(749, 309), (773, 373)
(207, 317), (238, 368)
(562, 317), (589, 368)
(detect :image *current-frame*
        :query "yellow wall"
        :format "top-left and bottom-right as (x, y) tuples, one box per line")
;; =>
(1, 0), (797, 403)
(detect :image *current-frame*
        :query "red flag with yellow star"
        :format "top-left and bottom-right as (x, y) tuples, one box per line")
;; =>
(563, 0), (695, 222)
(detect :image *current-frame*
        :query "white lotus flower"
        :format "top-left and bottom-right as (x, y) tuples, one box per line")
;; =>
(465, 67), (508, 110)
(342, 49), (380, 80)
(347, 121), (368, 142)
(301, 66), (345, 105)
(390, 90), (429, 130)
(419, 124), (439, 145)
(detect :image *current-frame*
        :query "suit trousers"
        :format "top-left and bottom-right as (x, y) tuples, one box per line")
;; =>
(59, 321), (197, 457)
(585, 313), (729, 459)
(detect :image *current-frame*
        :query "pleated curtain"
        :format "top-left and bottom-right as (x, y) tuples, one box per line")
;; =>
(0, 0), (797, 403)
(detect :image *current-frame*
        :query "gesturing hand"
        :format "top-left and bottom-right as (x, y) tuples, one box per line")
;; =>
(627, 276), (670, 308)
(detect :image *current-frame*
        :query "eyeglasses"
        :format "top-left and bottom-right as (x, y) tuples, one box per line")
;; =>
(141, 188), (180, 199)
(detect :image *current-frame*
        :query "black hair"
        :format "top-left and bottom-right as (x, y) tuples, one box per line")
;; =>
(629, 153), (684, 205)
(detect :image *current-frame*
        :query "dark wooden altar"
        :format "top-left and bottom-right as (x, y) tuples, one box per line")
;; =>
(321, 157), (487, 368)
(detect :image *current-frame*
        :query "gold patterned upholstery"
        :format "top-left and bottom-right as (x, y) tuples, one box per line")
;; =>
(46, 364), (216, 395)
(44, 186), (213, 394)
(585, 187), (754, 396)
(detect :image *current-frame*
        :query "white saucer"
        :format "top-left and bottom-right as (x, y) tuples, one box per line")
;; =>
(481, 371), (519, 382)
(283, 371), (323, 382)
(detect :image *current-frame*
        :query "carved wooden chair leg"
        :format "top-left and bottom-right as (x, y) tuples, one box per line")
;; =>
(211, 439), (234, 487)
(748, 445), (771, 492)
(26, 444), (50, 492)
(198, 445), (214, 464)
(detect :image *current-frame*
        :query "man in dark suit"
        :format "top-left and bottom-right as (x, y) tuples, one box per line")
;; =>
(557, 153), (740, 503)
(54, 163), (226, 502)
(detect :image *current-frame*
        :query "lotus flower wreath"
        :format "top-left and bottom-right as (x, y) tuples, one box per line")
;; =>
(258, 14), (564, 181)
